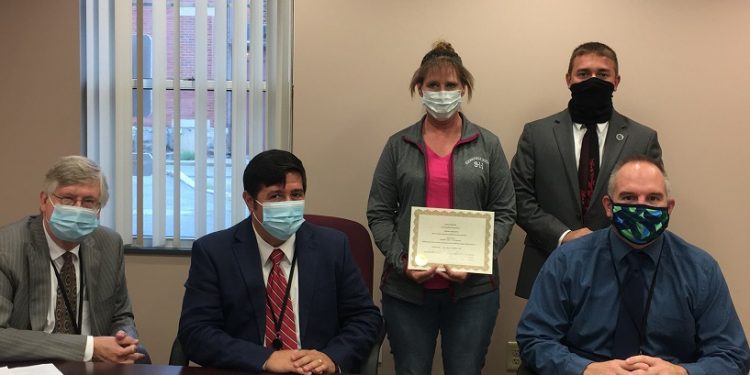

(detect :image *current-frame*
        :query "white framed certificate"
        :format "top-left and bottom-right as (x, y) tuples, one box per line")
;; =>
(407, 206), (494, 274)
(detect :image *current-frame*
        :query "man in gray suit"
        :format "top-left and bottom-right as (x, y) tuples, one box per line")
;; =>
(0, 156), (146, 363)
(512, 42), (662, 298)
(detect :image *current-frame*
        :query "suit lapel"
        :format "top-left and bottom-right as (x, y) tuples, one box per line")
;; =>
(593, 112), (630, 202)
(27, 217), (50, 331)
(231, 219), (267, 342)
(295, 224), (317, 343)
(80, 234), (101, 334)
(552, 114), (581, 204)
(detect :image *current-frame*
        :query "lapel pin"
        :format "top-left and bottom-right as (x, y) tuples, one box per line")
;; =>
(616, 133), (624, 141)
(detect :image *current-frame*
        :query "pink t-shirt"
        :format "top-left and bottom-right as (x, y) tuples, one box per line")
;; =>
(422, 145), (452, 289)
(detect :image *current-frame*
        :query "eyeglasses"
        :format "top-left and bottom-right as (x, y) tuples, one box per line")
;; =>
(51, 193), (101, 210)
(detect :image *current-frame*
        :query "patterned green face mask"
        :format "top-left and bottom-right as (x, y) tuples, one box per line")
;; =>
(611, 202), (669, 245)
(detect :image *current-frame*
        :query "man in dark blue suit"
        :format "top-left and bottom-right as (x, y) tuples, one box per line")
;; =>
(179, 150), (382, 374)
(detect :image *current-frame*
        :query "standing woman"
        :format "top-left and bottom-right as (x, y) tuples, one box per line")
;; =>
(367, 41), (515, 374)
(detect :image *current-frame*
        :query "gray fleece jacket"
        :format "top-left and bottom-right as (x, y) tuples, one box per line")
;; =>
(367, 114), (516, 304)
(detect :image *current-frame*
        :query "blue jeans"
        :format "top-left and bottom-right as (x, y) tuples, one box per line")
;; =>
(382, 288), (499, 375)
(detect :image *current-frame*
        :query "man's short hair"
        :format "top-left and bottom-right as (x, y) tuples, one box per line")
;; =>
(607, 154), (670, 196)
(42, 155), (109, 207)
(242, 149), (307, 199)
(568, 42), (619, 75)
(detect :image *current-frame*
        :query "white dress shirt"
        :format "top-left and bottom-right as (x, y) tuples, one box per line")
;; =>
(559, 121), (610, 246)
(572, 121), (608, 168)
(253, 226), (301, 348)
(43, 221), (94, 361)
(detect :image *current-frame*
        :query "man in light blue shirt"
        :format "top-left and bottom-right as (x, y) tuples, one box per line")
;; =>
(517, 155), (750, 375)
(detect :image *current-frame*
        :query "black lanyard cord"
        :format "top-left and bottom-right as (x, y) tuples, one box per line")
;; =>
(49, 253), (85, 335)
(610, 241), (663, 352)
(265, 250), (298, 349)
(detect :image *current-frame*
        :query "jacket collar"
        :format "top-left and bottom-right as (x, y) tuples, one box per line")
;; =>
(231, 219), (319, 346)
(25, 215), (103, 333)
(401, 113), (481, 147)
(27, 216), (50, 330)
(553, 109), (632, 211)
(231, 218), (268, 345)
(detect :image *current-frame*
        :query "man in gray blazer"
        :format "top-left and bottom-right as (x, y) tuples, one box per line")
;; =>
(512, 42), (662, 298)
(0, 156), (146, 363)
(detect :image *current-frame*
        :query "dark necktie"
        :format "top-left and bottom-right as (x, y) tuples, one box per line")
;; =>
(264, 249), (298, 350)
(612, 251), (648, 359)
(578, 123), (600, 215)
(53, 252), (77, 334)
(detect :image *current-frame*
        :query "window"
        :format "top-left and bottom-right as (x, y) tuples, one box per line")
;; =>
(82, 0), (293, 249)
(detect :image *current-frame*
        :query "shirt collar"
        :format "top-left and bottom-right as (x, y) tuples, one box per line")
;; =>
(573, 121), (609, 132)
(609, 227), (663, 266)
(42, 219), (81, 261)
(252, 222), (296, 265)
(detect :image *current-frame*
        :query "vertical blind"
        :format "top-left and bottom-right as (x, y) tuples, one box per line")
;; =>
(83, 0), (293, 248)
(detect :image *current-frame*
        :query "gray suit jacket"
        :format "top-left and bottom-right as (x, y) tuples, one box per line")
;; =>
(511, 109), (662, 298)
(0, 215), (141, 361)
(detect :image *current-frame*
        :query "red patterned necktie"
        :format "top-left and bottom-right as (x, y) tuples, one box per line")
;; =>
(264, 249), (298, 350)
(53, 252), (77, 334)
(578, 123), (600, 215)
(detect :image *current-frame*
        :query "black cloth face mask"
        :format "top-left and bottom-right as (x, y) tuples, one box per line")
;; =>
(567, 78), (615, 125)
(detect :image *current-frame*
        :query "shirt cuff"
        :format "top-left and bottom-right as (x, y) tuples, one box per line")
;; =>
(680, 363), (705, 375)
(565, 355), (593, 375)
(558, 230), (571, 247)
(83, 335), (94, 361)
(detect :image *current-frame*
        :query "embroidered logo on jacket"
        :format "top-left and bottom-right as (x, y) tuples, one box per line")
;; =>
(465, 156), (490, 170)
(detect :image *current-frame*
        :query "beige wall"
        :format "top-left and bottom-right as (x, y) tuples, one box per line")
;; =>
(1, 0), (82, 220)
(295, 1), (750, 374)
(3, 0), (750, 373)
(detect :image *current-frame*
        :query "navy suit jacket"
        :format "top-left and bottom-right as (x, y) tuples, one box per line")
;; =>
(178, 218), (382, 373)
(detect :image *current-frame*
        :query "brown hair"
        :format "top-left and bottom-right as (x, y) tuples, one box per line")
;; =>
(567, 42), (619, 75)
(409, 41), (474, 99)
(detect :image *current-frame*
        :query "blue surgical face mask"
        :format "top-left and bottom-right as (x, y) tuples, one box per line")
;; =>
(48, 200), (100, 242)
(255, 200), (305, 241)
(611, 202), (669, 245)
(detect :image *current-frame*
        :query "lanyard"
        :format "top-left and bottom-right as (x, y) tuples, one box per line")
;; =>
(49, 252), (85, 335)
(265, 249), (298, 350)
(610, 240), (663, 353)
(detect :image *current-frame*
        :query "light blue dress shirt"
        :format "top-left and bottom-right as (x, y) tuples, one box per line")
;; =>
(517, 228), (750, 375)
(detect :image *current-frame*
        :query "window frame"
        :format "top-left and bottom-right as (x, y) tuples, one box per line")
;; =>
(82, 0), (293, 252)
